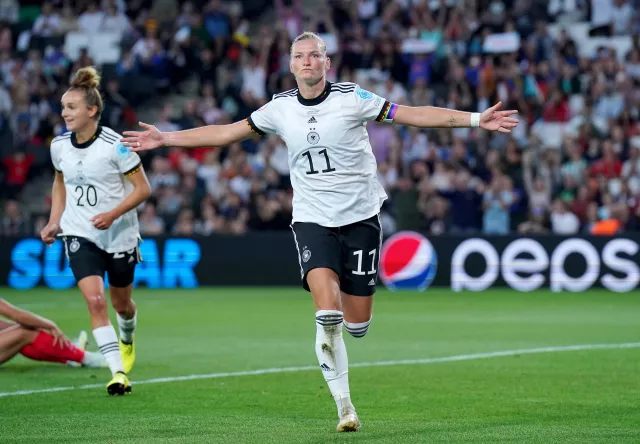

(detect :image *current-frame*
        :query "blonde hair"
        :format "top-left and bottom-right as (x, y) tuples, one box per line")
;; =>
(290, 31), (327, 56)
(68, 66), (104, 121)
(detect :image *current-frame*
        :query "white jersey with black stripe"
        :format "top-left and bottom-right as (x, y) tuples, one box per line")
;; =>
(50, 126), (142, 253)
(248, 82), (397, 228)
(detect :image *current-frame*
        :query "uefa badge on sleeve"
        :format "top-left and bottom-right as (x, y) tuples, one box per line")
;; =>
(355, 86), (374, 100)
(117, 143), (131, 158)
(379, 231), (437, 291)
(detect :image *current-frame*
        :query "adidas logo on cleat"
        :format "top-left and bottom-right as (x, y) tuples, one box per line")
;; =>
(307, 116), (317, 124)
(320, 363), (334, 372)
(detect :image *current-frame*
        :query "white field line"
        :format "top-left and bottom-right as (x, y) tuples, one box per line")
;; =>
(1, 342), (638, 398)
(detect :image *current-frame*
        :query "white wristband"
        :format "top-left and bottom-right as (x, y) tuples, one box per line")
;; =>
(470, 113), (481, 128)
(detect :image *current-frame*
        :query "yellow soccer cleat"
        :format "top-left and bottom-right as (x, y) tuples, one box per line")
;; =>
(120, 337), (135, 374)
(107, 372), (132, 396)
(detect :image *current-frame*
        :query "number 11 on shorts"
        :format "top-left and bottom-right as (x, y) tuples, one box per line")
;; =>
(353, 249), (376, 275)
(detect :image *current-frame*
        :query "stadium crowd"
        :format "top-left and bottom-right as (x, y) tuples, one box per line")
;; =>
(1, 0), (640, 237)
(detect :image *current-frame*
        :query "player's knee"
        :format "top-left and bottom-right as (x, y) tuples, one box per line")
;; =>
(110, 294), (131, 315)
(343, 318), (372, 338)
(85, 294), (107, 315)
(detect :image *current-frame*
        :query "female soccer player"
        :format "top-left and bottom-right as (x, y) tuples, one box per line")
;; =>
(40, 67), (151, 395)
(0, 298), (105, 367)
(121, 32), (518, 430)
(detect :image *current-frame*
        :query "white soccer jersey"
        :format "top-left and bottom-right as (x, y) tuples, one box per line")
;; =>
(248, 82), (397, 227)
(50, 126), (142, 253)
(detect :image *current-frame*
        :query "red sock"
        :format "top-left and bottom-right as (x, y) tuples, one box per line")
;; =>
(20, 331), (85, 364)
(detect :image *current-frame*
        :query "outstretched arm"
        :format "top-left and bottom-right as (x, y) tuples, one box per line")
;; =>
(0, 299), (68, 346)
(393, 101), (519, 133)
(121, 120), (254, 152)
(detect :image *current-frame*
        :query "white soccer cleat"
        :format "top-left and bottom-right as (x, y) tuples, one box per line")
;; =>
(67, 330), (107, 368)
(336, 406), (360, 432)
(82, 351), (108, 368)
(73, 330), (89, 350)
(67, 331), (89, 368)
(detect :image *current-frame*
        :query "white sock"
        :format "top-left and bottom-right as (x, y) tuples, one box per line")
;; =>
(116, 311), (137, 344)
(344, 317), (372, 338)
(93, 325), (124, 376)
(315, 310), (353, 416)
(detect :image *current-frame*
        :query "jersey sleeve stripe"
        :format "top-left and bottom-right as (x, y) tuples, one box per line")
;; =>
(246, 116), (265, 136)
(52, 135), (71, 144)
(331, 85), (355, 92)
(102, 127), (122, 138)
(273, 88), (298, 98)
(100, 133), (117, 143)
(123, 162), (142, 177)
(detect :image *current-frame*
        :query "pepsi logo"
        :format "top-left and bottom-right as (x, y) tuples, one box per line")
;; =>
(380, 231), (438, 291)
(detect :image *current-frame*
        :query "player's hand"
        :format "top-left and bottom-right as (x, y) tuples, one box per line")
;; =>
(46, 324), (70, 348)
(91, 212), (116, 230)
(121, 122), (165, 152)
(479, 102), (519, 133)
(40, 222), (61, 246)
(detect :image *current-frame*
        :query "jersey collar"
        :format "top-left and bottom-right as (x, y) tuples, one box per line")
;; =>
(297, 81), (331, 106)
(71, 125), (102, 149)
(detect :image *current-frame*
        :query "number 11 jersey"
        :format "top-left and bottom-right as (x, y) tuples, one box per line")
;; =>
(50, 126), (142, 253)
(248, 81), (397, 228)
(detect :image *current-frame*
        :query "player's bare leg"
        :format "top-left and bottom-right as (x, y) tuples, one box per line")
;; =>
(307, 268), (360, 432)
(110, 284), (137, 373)
(341, 293), (373, 339)
(0, 322), (102, 367)
(0, 323), (36, 364)
(78, 276), (130, 395)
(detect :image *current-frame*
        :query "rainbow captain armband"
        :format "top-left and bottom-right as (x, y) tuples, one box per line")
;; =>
(375, 101), (398, 123)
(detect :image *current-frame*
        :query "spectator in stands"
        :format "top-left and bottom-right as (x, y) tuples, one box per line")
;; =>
(2, 152), (34, 199)
(32, 3), (61, 38)
(438, 170), (482, 233)
(58, 4), (80, 35)
(139, 202), (165, 236)
(0, 200), (27, 236)
(78, 2), (104, 35)
(483, 174), (515, 235)
(518, 208), (548, 234)
(0, 0), (18, 25)
(550, 198), (581, 234)
(100, 2), (131, 37)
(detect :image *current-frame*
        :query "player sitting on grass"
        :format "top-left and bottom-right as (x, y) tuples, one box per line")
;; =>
(0, 298), (105, 368)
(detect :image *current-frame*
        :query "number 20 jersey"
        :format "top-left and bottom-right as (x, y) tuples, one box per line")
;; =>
(50, 126), (142, 253)
(248, 82), (397, 228)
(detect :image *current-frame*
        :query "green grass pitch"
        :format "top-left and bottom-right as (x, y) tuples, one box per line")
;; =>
(0, 287), (639, 443)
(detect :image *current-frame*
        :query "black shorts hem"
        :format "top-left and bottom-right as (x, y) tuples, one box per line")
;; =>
(301, 265), (341, 292)
(339, 285), (377, 297)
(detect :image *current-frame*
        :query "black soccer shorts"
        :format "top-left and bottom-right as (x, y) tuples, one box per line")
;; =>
(62, 236), (141, 287)
(290, 214), (382, 297)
